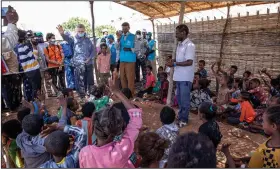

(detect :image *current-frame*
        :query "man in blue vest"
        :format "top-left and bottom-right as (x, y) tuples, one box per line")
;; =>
(116, 22), (137, 95)
(146, 32), (157, 76)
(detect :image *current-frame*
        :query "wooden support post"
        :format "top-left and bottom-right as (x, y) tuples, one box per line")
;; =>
(267, 8), (270, 15)
(166, 1), (185, 106)
(151, 19), (156, 40)
(89, 1), (100, 85)
(216, 4), (231, 93)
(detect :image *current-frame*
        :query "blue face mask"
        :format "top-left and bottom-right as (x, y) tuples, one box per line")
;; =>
(77, 32), (85, 37)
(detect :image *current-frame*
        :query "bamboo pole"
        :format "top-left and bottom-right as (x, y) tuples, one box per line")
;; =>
(166, 1), (185, 106)
(151, 19), (156, 40)
(89, 1), (100, 85)
(216, 4), (230, 93)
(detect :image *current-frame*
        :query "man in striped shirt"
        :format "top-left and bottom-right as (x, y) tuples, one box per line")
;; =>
(14, 30), (41, 100)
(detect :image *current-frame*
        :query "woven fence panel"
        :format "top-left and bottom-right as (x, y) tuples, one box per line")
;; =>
(157, 12), (280, 88)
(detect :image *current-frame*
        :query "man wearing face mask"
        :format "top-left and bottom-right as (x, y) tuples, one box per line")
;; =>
(115, 22), (137, 95)
(146, 32), (157, 76)
(57, 24), (94, 100)
(13, 29), (41, 101)
(44, 33), (65, 92)
(134, 30), (148, 83)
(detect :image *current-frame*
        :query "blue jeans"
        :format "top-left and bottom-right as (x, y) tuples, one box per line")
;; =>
(176, 81), (192, 123)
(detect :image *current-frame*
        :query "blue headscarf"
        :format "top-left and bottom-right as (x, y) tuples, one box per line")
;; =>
(107, 34), (114, 41)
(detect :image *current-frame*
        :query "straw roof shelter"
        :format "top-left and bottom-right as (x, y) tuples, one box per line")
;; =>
(115, 1), (274, 19)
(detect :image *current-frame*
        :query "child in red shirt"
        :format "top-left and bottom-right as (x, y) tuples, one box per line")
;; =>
(248, 78), (269, 105)
(137, 65), (155, 98)
(159, 72), (169, 104)
(228, 91), (256, 125)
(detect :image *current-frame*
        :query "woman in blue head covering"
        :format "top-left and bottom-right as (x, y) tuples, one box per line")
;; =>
(107, 34), (117, 74)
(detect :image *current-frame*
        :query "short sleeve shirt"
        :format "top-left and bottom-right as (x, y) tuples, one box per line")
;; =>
(173, 38), (196, 82)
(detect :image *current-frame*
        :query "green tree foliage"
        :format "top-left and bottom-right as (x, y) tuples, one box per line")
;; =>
(95, 25), (116, 38)
(61, 17), (92, 35)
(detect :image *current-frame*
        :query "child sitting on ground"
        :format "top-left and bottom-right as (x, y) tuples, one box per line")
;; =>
(87, 85), (112, 111)
(57, 88), (75, 119)
(216, 74), (231, 115)
(79, 78), (143, 168)
(248, 78), (269, 105)
(248, 105), (280, 168)
(39, 96), (87, 168)
(227, 91), (256, 126)
(156, 106), (179, 167)
(16, 114), (52, 168)
(197, 59), (208, 78)
(137, 65), (156, 98)
(40, 124), (87, 168)
(192, 72), (201, 90)
(2, 120), (24, 168)
(198, 102), (222, 148)
(137, 132), (169, 168)
(250, 94), (280, 133)
(167, 132), (217, 168)
(76, 102), (96, 145)
(190, 78), (212, 110)
(153, 66), (164, 93)
(158, 72), (169, 104)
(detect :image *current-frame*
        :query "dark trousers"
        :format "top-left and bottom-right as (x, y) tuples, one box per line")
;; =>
(135, 58), (146, 82)
(25, 69), (41, 101)
(1, 74), (22, 110)
(48, 67), (65, 90)
(65, 65), (75, 89)
(74, 64), (94, 98)
(137, 87), (153, 98)
(227, 112), (241, 125)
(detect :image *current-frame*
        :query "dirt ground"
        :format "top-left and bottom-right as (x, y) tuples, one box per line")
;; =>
(2, 91), (267, 168)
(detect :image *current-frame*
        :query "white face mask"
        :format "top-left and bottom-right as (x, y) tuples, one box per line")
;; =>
(136, 35), (141, 39)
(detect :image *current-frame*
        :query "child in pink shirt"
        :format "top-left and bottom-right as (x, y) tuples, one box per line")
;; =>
(97, 43), (111, 85)
(79, 82), (143, 168)
(137, 65), (156, 98)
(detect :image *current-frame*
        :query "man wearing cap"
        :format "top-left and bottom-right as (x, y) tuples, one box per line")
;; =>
(116, 22), (137, 95)
(134, 30), (148, 83)
(146, 32), (157, 76)
(107, 34), (117, 74)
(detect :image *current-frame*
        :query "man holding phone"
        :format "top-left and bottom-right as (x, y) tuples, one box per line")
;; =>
(116, 22), (137, 95)
(2, 6), (19, 53)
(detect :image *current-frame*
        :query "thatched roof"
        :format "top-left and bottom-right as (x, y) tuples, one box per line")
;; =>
(115, 1), (275, 19)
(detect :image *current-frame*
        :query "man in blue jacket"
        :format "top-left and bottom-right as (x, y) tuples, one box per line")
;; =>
(57, 24), (94, 101)
(116, 22), (137, 95)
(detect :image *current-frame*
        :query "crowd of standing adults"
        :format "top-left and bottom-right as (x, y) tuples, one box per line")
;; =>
(2, 6), (196, 128)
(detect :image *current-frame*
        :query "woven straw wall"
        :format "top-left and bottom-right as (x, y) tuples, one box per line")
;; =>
(157, 12), (280, 85)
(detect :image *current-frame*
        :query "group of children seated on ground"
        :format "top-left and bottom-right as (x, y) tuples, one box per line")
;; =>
(2, 58), (280, 168)
(189, 59), (280, 134)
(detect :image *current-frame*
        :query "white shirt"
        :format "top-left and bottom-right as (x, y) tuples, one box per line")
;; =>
(2, 23), (18, 53)
(173, 38), (196, 82)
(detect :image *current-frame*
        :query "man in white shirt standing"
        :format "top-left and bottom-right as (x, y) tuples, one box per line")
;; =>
(166, 24), (195, 128)
(2, 6), (19, 53)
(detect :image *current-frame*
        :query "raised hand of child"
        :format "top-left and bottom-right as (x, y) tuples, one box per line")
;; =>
(40, 123), (58, 138)
(260, 68), (267, 74)
(221, 143), (231, 155)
